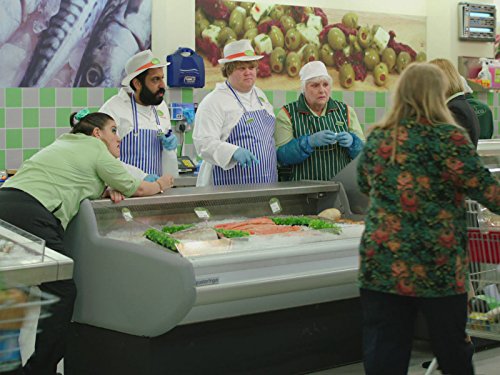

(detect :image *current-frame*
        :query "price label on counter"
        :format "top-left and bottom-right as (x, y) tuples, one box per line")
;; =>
(194, 207), (211, 219)
(121, 208), (134, 222)
(269, 198), (282, 214)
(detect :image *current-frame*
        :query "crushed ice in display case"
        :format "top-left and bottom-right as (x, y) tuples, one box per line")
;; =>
(0, 219), (45, 266)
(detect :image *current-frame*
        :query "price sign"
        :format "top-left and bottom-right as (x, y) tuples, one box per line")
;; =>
(269, 198), (282, 214)
(194, 207), (211, 219)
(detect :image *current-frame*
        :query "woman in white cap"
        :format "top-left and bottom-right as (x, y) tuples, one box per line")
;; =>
(193, 39), (278, 186)
(274, 61), (365, 181)
(100, 50), (178, 181)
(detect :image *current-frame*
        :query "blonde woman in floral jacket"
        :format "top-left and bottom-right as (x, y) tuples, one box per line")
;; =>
(357, 63), (499, 375)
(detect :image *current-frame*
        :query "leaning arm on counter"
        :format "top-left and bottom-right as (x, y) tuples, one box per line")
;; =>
(275, 105), (365, 166)
(96, 147), (169, 198)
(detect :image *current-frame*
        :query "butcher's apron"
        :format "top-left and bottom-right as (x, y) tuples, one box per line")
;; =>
(120, 93), (163, 175)
(284, 94), (351, 181)
(212, 82), (278, 185)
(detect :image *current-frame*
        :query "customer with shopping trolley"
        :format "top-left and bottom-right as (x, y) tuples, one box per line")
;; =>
(356, 62), (500, 375)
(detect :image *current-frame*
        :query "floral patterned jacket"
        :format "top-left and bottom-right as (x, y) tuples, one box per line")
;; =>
(357, 119), (500, 297)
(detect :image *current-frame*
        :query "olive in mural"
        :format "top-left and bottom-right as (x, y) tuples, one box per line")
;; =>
(195, 1), (426, 91)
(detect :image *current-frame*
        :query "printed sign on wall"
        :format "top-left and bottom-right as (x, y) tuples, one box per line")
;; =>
(0, 0), (152, 87)
(195, 1), (426, 91)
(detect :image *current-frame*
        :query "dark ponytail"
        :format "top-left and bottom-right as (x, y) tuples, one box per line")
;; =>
(70, 111), (114, 135)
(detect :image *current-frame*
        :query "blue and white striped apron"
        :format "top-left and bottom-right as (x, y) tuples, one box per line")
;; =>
(212, 82), (278, 186)
(120, 94), (163, 175)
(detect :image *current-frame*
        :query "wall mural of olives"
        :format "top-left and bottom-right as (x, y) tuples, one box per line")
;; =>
(195, 1), (426, 91)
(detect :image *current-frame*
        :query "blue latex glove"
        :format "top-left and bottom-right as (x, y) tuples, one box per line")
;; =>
(161, 133), (178, 150)
(347, 133), (364, 159)
(307, 130), (337, 148)
(182, 107), (195, 125)
(277, 136), (313, 166)
(336, 131), (353, 147)
(232, 147), (259, 168)
(144, 174), (160, 182)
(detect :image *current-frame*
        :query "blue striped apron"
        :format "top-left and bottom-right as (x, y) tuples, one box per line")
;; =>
(212, 82), (278, 186)
(120, 94), (163, 175)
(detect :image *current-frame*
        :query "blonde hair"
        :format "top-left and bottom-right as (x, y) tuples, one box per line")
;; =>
(376, 62), (457, 162)
(221, 60), (258, 78)
(429, 58), (465, 97)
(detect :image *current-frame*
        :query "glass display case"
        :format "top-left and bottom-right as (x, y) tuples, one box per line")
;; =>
(0, 219), (73, 286)
(0, 219), (45, 266)
(64, 181), (366, 374)
(478, 139), (500, 177)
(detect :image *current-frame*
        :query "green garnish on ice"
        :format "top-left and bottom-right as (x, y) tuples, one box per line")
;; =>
(271, 216), (342, 234)
(271, 216), (311, 226)
(161, 224), (194, 234)
(144, 228), (180, 251)
(215, 228), (251, 238)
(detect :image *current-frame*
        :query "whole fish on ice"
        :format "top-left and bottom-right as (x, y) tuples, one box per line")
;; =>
(19, 0), (106, 87)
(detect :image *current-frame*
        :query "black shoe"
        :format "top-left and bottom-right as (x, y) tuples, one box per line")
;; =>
(421, 342), (474, 370)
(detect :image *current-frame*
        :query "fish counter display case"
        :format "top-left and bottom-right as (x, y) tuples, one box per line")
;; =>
(64, 181), (366, 375)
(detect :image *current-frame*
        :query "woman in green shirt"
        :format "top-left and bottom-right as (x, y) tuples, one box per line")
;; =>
(357, 63), (499, 375)
(0, 110), (173, 375)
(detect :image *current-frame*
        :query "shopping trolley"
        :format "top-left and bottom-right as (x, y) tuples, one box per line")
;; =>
(0, 288), (58, 372)
(425, 200), (500, 374)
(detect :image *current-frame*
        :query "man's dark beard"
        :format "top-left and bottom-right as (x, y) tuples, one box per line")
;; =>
(139, 85), (165, 106)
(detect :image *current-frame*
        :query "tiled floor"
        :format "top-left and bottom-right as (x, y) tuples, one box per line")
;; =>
(308, 340), (500, 375)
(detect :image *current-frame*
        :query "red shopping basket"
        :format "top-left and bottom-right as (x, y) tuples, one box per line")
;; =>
(468, 229), (500, 264)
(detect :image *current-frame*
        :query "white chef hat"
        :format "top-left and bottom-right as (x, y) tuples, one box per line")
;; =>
(218, 39), (263, 64)
(121, 50), (168, 87)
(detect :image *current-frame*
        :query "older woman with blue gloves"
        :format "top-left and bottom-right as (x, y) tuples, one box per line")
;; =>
(274, 61), (365, 181)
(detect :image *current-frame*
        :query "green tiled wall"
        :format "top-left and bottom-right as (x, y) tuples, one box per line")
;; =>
(0, 87), (499, 170)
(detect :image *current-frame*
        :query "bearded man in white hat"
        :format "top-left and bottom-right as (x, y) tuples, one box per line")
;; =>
(193, 39), (278, 186)
(100, 50), (178, 182)
(274, 61), (365, 181)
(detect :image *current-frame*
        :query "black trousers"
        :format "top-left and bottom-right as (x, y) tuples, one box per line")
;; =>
(0, 188), (76, 375)
(360, 288), (474, 375)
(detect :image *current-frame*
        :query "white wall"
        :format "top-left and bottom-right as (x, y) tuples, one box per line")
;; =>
(427, 0), (495, 60)
(153, 0), (496, 69)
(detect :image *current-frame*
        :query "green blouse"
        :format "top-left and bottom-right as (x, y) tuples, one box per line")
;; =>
(3, 134), (141, 228)
(357, 119), (500, 297)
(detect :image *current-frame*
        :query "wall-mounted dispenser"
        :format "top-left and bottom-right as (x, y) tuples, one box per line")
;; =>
(458, 2), (496, 41)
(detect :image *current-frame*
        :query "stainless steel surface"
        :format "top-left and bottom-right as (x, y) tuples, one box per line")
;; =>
(90, 180), (341, 209)
(0, 247), (73, 286)
(174, 173), (197, 187)
(478, 139), (500, 156)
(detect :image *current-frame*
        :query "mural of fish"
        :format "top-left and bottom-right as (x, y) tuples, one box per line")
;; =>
(0, 0), (43, 45)
(19, 0), (107, 87)
(74, 0), (151, 87)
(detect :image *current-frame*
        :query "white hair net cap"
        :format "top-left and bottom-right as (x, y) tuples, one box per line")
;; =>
(299, 61), (331, 82)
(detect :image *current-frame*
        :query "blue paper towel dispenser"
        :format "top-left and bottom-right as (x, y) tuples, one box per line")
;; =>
(167, 47), (205, 88)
